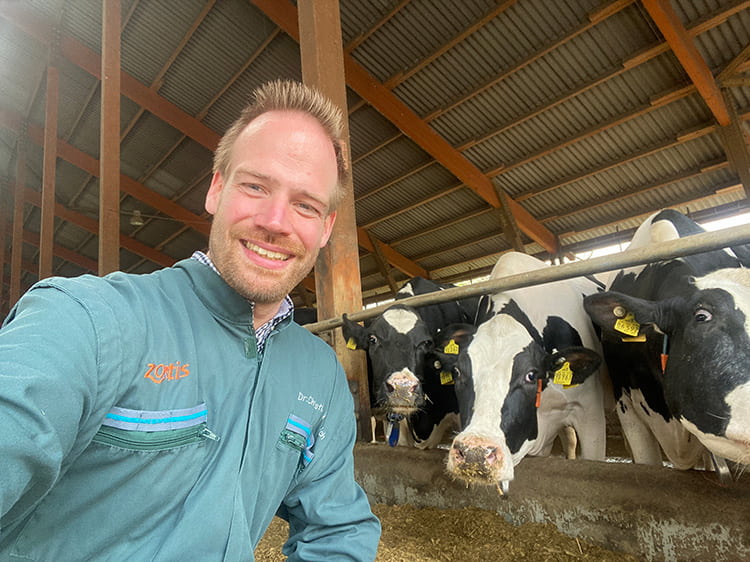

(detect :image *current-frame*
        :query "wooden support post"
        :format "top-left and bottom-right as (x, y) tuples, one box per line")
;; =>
(99, 0), (121, 275)
(298, 0), (371, 441)
(10, 132), (26, 307)
(717, 89), (750, 200)
(366, 229), (399, 296)
(494, 184), (526, 252)
(39, 60), (59, 279)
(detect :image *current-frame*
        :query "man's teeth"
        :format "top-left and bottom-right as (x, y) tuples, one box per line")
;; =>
(244, 242), (289, 261)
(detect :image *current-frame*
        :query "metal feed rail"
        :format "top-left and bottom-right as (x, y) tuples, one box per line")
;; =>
(304, 223), (750, 334)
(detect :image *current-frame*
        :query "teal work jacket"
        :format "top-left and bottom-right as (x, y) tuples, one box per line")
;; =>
(0, 258), (380, 560)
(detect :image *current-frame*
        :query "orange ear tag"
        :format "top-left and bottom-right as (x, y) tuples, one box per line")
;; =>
(535, 379), (543, 408)
(660, 334), (669, 373)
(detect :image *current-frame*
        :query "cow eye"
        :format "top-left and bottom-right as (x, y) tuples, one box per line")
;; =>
(418, 339), (432, 350)
(453, 367), (461, 379)
(368, 334), (378, 345)
(524, 370), (538, 384)
(694, 308), (712, 323)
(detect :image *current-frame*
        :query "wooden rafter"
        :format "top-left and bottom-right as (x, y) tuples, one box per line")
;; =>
(642, 0), (730, 126)
(0, 1), (425, 285)
(250, 0), (559, 254)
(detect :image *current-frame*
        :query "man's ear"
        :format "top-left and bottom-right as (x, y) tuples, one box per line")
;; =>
(320, 210), (337, 248)
(205, 171), (224, 215)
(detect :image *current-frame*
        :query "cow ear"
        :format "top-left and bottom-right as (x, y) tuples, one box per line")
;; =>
(341, 314), (369, 350)
(430, 350), (461, 385)
(584, 291), (662, 337)
(546, 347), (602, 386)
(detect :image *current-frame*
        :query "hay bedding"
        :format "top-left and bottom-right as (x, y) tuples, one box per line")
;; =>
(255, 503), (639, 561)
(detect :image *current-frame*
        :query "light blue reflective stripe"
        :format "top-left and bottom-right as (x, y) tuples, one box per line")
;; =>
(102, 403), (208, 431)
(286, 417), (311, 435)
(285, 414), (315, 466)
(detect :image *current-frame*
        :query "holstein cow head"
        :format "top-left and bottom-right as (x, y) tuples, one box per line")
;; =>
(342, 305), (433, 415)
(585, 268), (750, 465)
(443, 299), (601, 493)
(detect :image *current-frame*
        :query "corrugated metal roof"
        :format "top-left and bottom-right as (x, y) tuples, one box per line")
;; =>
(2, 0), (750, 310)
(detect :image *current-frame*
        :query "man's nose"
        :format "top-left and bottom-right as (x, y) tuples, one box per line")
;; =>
(255, 195), (293, 234)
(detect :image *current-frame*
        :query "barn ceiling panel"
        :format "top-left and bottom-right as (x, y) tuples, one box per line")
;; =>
(2, 0), (750, 309)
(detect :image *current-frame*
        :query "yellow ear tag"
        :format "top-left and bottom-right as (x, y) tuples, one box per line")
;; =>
(346, 338), (357, 350)
(444, 339), (460, 355)
(614, 312), (640, 337)
(620, 334), (647, 343)
(553, 361), (573, 386)
(440, 371), (455, 385)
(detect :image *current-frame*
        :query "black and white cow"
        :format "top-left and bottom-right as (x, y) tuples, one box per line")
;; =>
(342, 277), (480, 447)
(584, 209), (750, 470)
(443, 252), (607, 493)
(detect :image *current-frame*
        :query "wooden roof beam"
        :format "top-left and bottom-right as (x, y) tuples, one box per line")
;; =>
(250, 0), (560, 255)
(1, 3), (428, 279)
(0, 3), (221, 150)
(642, 0), (730, 126)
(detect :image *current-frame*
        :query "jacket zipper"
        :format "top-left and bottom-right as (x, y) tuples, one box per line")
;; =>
(93, 422), (219, 451)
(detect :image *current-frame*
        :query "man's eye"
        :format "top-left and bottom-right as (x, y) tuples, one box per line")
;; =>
(295, 201), (325, 218)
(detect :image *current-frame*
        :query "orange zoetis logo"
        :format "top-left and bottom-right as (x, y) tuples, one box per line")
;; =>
(143, 362), (190, 384)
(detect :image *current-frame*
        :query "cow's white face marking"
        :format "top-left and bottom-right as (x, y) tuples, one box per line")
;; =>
(462, 313), (532, 439)
(724, 382), (750, 452)
(382, 308), (418, 334)
(397, 283), (415, 297)
(695, 268), (750, 334)
(681, 383), (750, 464)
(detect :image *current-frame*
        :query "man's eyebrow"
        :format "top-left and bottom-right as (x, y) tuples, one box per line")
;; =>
(233, 169), (272, 183)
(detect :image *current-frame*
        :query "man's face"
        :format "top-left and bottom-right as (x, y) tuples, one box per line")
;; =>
(205, 110), (337, 305)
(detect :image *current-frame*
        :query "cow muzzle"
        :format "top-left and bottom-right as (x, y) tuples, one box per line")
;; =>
(447, 434), (513, 493)
(384, 369), (423, 414)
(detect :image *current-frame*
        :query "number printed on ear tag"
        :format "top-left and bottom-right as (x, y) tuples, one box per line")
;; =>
(614, 313), (640, 337)
(553, 361), (573, 386)
(444, 340), (459, 355)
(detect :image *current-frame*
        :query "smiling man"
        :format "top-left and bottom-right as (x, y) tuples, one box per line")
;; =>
(0, 81), (380, 561)
(205, 106), (338, 327)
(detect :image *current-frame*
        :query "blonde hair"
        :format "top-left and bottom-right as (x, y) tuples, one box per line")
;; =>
(213, 80), (347, 212)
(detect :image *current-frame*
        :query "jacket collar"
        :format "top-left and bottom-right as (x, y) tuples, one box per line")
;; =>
(175, 258), (254, 326)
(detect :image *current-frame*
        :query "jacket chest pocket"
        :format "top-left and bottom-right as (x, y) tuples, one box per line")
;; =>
(92, 422), (219, 451)
(91, 402), (219, 452)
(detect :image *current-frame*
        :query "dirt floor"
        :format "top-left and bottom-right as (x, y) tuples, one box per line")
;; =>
(254, 503), (640, 561)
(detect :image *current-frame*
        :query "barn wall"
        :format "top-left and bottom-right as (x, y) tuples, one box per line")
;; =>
(354, 444), (750, 562)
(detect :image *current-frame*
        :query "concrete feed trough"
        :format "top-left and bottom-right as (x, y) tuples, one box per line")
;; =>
(354, 443), (750, 562)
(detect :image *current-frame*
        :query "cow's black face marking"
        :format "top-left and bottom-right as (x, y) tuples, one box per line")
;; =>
(451, 351), (476, 430)
(659, 288), (750, 436)
(501, 343), (547, 454)
(365, 309), (433, 408)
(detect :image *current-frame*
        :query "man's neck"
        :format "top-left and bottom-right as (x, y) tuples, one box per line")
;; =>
(253, 301), (282, 330)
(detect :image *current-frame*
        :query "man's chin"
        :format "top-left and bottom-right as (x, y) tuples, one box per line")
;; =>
(232, 269), (305, 304)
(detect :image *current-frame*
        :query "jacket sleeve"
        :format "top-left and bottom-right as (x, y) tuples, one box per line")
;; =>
(276, 359), (381, 561)
(0, 283), (120, 529)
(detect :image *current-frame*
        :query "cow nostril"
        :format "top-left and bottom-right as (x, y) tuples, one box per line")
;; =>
(385, 382), (395, 393)
(485, 448), (497, 464)
(451, 444), (466, 463)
